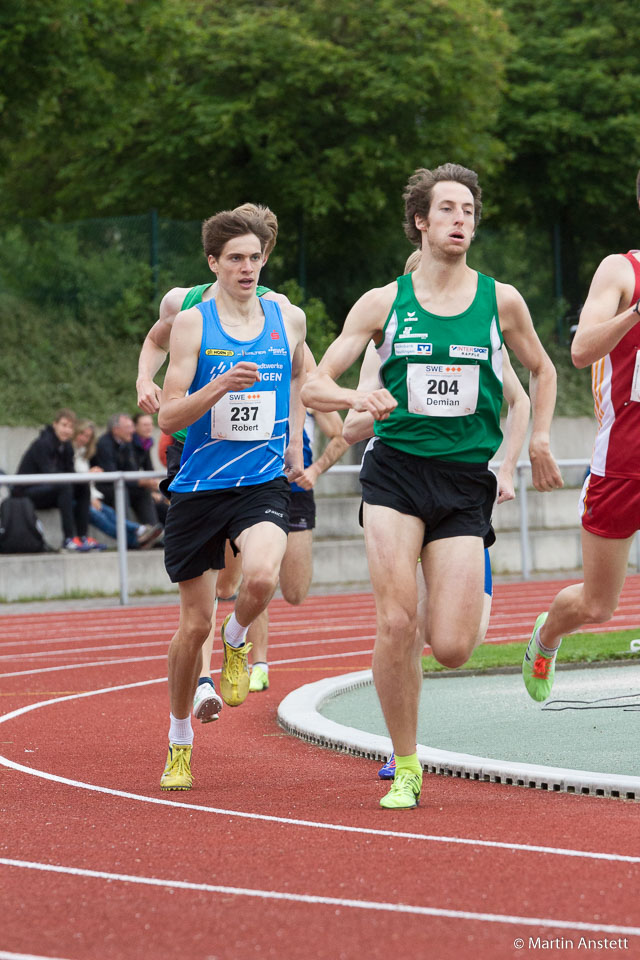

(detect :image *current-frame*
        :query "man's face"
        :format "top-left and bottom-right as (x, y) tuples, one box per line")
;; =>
(135, 415), (154, 439)
(415, 181), (475, 259)
(112, 416), (134, 444)
(208, 234), (264, 300)
(53, 417), (75, 443)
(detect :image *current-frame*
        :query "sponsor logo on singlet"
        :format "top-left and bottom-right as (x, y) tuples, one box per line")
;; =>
(205, 349), (234, 356)
(399, 326), (430, 339)
(394, 342), (432, 356)
(449, 345), (488, 360)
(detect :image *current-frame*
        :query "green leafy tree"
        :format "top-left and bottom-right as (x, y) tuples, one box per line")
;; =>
(1, 0), (512, 325)
(493, 0), (640, 316)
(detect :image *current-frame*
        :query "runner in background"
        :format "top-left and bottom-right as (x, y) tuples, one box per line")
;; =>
(248, 345), (348, 692)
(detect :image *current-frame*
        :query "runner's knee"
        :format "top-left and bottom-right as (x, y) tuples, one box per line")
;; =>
(179, 612), (212, 650)
(431, 635), (475, 669)
(377, 605), (417, 646)
(582, 597), (618, 625)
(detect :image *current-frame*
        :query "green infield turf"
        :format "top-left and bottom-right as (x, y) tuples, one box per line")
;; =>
(422, 628), (640, 674)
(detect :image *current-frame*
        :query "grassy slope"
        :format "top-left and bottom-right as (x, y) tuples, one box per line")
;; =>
(422, 629), (640, 673)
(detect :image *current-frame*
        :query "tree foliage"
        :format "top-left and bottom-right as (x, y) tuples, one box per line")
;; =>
(0, 0), (511, 321)
(493, 0), (640, 310)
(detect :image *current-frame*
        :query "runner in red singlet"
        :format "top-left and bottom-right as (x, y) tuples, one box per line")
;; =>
(522, 169), (640, 702)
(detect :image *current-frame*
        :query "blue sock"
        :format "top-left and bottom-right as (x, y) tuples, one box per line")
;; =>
(198, 677), (214, 687)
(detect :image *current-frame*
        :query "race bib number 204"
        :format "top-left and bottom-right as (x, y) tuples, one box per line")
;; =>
(211, 391), (276, 440)
(406, 363), (479, 418)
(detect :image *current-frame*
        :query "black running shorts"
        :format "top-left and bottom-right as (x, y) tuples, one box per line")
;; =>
(359, 439), (496, 547)
(163, 477), (291, 583)
(288, 489), (316, 532)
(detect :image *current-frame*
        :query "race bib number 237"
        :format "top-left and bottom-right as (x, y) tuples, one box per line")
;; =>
(211, 391), (276, 440)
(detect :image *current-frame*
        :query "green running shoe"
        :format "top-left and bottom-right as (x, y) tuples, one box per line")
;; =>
(249, 665), (269, 692)
(379, 770), (422, 809)
(522, 611), (556, 702)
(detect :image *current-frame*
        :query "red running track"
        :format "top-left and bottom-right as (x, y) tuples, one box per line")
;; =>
(1, 577), (640, 960)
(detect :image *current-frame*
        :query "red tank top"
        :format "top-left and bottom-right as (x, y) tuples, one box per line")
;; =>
(591, 252), (640, 478)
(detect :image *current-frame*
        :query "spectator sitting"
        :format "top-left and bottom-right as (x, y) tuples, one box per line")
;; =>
(132, 413), (168, 525)
(15, 408), (92, 552)
(91, 413), (159, 527)
(74, 420), (162, 551)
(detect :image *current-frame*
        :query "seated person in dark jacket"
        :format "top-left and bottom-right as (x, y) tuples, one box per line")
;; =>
(16, 408), (92, 552)
(91, 413), (158, 526)
(132, 413), (168, 525)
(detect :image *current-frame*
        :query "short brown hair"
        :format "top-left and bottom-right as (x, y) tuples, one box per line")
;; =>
(403, 163), (482, 246)
(234, 203), (278, 258)
(201, 210), (272, 260)
(53, 408), (76, 425)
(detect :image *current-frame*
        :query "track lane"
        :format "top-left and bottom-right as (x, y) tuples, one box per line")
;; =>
(2, 580), (640, 958)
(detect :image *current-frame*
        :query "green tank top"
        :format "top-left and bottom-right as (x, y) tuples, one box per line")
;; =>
(373, 272), (504, 462)
(171, 283), (273, 443)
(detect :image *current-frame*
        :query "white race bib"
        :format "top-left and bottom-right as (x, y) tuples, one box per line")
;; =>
(406, 363), (479, 417)
(211, 391), (276, 440)
(631, 350), (640, 403)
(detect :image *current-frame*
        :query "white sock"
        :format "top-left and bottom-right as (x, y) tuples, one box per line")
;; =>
(537, 631), (561, 658)
(224, 612), (248, 647)
(252, 661), (268, 674)
(169, 713), (193, 745)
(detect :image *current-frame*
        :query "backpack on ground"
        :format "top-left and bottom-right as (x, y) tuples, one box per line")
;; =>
(0, 496), (47, 553)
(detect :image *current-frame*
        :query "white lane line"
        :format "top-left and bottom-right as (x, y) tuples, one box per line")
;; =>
(0, 620), (373, 650)
(0, 952), (74, 960)
(0, 679), (639, 866)
(0, 647), (374, 679)
(0, 655), (168, 678)
(0, 633), (375, 663)
(1, 857), (639, 936)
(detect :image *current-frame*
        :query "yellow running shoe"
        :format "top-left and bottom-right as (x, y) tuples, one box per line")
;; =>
(249, 664), (269, 692)
(160, 744), (193, 791)
(379, 770), (422, 809)
(220, 613), (252, 706)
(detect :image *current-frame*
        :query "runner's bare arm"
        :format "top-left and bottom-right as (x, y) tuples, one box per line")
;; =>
(137, 287), (189, 413)
(342, 341), (383, 445)
(296, 408), (349, 490)
(497, 283), (563, 493)
(571, 255), (640, 368)
(283, 305), (308, 483)
(301, 286), (397, 419)
(496, 347), (530, 504)
(158, 308), (260, 433)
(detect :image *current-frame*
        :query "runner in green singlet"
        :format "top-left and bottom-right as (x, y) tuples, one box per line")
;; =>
(302, 163), (563, 810)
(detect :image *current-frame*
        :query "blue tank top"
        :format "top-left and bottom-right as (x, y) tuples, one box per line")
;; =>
(169, 297), (292, 492)
(289, 412), (315, 493)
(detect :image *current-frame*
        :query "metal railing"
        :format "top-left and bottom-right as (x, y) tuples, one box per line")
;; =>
(1, 470), (165, 606)
(2, 458), (636, 604)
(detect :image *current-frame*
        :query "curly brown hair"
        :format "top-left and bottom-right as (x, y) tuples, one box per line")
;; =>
(403, 163), (482, 246)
